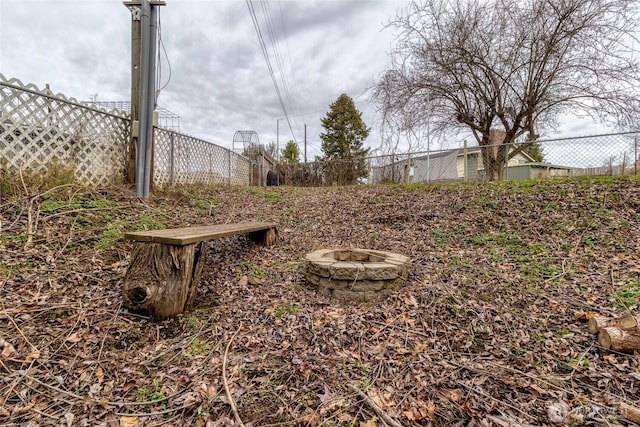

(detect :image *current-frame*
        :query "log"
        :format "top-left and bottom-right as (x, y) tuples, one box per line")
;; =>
(598, 326), (640, 353)
(588, 314), (640, 334)
(249, 227), (278, 246)
(122, 241), (207, 319)
(616, 314), (640, 332)
(620, 402), (640, 424)
(588, 315), (613, 334)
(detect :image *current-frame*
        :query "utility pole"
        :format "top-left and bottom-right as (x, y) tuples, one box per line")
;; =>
(276, 118), (282, 185)
(304, 123), (307, 163)
(123, 0), (165, 198)
(123, 1), (141, 185)
(276, 118), (282, 161)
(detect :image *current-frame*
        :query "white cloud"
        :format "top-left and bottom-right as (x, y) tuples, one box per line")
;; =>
(0, 0), (404, 157)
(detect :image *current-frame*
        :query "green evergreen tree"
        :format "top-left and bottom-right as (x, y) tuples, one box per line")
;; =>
(320, 94), (371, 160)
(525, 142), (545, 163)
(280, 140), (300, 164)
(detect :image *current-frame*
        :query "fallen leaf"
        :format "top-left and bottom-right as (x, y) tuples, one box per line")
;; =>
(11, 401), (35, 415)
(0, 342), (17, 360)
(529, 383), (548, 395)
(26, 349), (40, 361)
(404, 294), (419, 308)
(361, 417), (379, 427)
(247, 276), (263, 285)
(238, 275), (248, 287)
(427, 400), (436, 420)
(369, 387), (392, 410)
(95, 366), (104, 383)
(66, 332), (82, 343)
(547, 401), (569, 424)
(440, 388), (462, 402)
(574, 311), (596, 320)
(64, 412), (74, 427)
(120, 415), (140, 427)
(402, 409), (419, 420)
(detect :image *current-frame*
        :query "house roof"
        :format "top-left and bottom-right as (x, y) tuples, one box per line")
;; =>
(412, 148), (476, 161)
(510, 162), (572, 170)
(412, 146), (536, 162)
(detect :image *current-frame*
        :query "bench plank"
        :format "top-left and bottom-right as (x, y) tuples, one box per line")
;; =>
(123, 221), (277, 245)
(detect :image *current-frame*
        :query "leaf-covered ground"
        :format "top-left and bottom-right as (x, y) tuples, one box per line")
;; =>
(1, 177), (639, 426)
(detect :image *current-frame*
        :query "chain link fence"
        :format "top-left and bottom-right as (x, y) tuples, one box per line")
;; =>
(2, 75), (637, 190)
(0, 74), (253, 189)
(279, 132), (639, 186)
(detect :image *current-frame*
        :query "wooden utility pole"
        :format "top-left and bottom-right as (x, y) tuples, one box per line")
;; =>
(304, 123), (307, 163)
(123, 2), (141, 185)
(123, 0), (165, 197)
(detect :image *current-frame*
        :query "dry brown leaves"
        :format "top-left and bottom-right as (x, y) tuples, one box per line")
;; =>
(1, 178), (639, 426)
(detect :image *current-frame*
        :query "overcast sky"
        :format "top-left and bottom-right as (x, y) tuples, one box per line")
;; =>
(0, 0), (615, 160)
(0, 0), (411, 159)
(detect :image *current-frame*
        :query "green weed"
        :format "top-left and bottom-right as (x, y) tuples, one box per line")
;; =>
(567, 356), (589, 369)
(581, 236), (595, 248)
(246, 187), (280, 203)
(243, 382), (275, 403)
(96, 220), (125, 249)
(187, 337), (211, 355)
(612, 278), (640, 309)
(274, 302), (301, 317)
(356, 378), (372, 388)
(134, 213), (165, 231)
(0, 232), (22, 243)
(137, 379), (167, 409)
(530, 332), (546, 343)
(240, 261), (268, 278)
(608, 415), (621, 425)
(354, 359), (371, 374)
(466, 235), (488, 245)
(40, 195), (118, 213)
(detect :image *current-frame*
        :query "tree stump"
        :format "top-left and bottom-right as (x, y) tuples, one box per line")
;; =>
(588, 315), (613, 334)
(598, 326), (640, 353)
(249, 227), (278, 246)
(122, 241), (207, 319)
(122, 222), (277, 319)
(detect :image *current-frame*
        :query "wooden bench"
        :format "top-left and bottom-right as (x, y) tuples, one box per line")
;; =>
(122, 221), (277, 319)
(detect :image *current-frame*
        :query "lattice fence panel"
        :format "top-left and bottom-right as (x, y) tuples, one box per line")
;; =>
(154, 128), (252, 187)
(0, 75), (129, 187)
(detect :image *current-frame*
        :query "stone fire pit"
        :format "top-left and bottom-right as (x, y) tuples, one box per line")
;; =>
(305, 248), (410, 302)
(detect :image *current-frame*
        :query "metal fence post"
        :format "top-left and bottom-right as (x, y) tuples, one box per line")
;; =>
(169, 133), (175, 187)
(633, 136), (638, 175)
(228, 149), (232, 185)
(463, 140), (468, 183)
(209, 152), (213, 184)
(609, 157), (613, 176)
(504, 142), (509, 181)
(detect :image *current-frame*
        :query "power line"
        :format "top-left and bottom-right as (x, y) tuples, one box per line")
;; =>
(156, 7), (172, 97)
(245, 0), (297, 141)
(278, 0), (303, 115)
(260, 0), (296, 118)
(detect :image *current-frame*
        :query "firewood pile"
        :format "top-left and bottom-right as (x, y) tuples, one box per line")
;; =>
(587, 313), (640, 353)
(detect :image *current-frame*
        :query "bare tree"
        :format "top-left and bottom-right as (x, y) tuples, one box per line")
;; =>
(374, 0), (640, 180)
